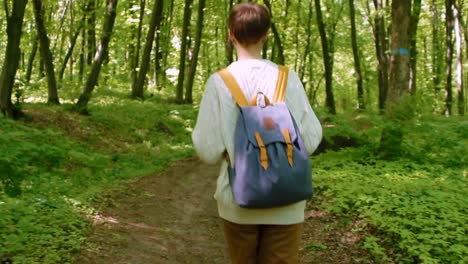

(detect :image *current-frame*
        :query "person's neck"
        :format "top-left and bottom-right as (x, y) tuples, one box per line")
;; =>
(235, 43), (263, 60)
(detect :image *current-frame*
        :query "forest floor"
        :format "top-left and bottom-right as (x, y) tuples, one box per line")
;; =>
(75, 157), (373, 264)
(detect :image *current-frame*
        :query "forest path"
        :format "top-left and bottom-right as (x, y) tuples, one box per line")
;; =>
(75, 157), (370, 264)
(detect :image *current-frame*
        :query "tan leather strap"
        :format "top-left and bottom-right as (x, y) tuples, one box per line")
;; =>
(282, 128), (294, 167)
(273, 65), (289, 103)
(218, 69), (248, 107)
(255, 132), (269, 170)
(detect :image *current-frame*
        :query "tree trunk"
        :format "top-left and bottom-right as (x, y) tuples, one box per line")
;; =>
(76, 0), (118, 112)
(25, 34), (39, 85)
(453, 1), (464, 115)
(78, 26), (85, 82)
(372, 0), (389, 111)
(314, 0), (336, 114)
(59, 19), (84, 81)
(445, 0), (455, 116)
(32, 0), (60, 104)
(86, 0), (96, 66)
(0, 0), (28, 118)
(431, 0), (443, 95)
(293, 0), (301, 70)
(348, 0), (364, 110)
(408, 0), (422, 95)
(225, 0), (234, 65)
(184, 0), (206, 104)
(379, 0), (412, 159)
(299, 0), (313, 83)
(175, 0), (193, 104)
(130, 0), (146, 93)
(263, 0), (284, 65)
(132, 0), (163, 99)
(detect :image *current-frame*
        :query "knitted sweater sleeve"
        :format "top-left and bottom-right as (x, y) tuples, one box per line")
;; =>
(192, 75), (225, 164)
(286, 70), (323, 155)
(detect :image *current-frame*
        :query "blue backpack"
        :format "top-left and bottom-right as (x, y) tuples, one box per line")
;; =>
(218, 66), (313, 208)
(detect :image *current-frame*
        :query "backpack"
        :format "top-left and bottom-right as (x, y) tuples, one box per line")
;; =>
(218, 65), (313, 208)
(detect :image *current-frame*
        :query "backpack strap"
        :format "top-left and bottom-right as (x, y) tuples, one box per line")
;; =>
(218, 69), (248, 107)
(273, 65), (289, 103)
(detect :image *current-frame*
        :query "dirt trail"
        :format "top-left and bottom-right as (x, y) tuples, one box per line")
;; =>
(76, 157), (371, 264)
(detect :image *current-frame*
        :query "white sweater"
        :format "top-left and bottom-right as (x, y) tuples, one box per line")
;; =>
(192, 59), (322, 225)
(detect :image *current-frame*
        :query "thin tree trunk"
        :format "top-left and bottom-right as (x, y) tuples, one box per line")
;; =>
(175, 0), (193, 103)
(130, 0), (145, 93)
(76, 0), (118, 112)
(293, 0), (301, 70)
(185, 0), (206, 104)
(299, 0), (313, 83)
(445, 0), (455, 116)
(408, 0), (422, 95)
(0, 0), (28, 118)
(372, 0), (389, 111)
(263, 0), (284, 65)
(25, 34), (39, 85)
(454, 1), (464, 115)
(79, 26), (85, 82)
(226, 0), (234, 65)
(86, 0), (96, 66)
(132, 0), (163, 98)
(349, 0), (364, 110)
(314, 0), (336, 114)
(59, 19), (84, 82)
(431, 0), (443, 94)
(32, 0), (59, 104)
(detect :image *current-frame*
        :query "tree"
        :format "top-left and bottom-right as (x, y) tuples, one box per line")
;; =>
(175, 0), (193, 104)
(348, 0), (364, 110)
(431, 0), (443, 95)
(369, 0), (389, 111)
(444, 0), (455, 116)
(263, 0), (285, 65)
(132, 0), (164, 99)
(0, 0), (28, 118)
(408, 0), (422, 95)
(453, 1), (464, 115)
(32, 0), (60, 104)
(86, 0), (96, 66)
(129, 0), (145, 92)
(314, 0), (336, 114)
(184, 0), (206, 104)
(76, 0), (118, 112)
(379, 0), (412, 158)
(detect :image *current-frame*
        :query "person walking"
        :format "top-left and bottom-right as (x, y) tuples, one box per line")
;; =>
(192, 2), (322, 263)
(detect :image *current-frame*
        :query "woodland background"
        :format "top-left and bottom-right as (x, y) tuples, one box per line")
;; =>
(0, 0), (467, 263)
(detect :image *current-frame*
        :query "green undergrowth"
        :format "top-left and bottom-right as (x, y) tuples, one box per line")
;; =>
(313, 114), (467, 263)
(0, 96), (196, 263)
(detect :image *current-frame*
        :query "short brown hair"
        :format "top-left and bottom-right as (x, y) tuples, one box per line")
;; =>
(228, 3), (271, 46)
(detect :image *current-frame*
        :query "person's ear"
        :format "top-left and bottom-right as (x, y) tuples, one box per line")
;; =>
(228, 30), (236, 42)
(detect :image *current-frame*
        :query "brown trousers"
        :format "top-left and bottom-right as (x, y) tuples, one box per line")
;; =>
(222, 219), (303, 264)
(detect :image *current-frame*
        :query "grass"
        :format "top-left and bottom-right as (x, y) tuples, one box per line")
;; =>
(0, 92), (196, 263)
(313, 113), (468, 263)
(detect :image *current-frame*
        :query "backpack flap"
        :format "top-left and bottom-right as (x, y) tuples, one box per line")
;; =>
(240, 103), (297, 146)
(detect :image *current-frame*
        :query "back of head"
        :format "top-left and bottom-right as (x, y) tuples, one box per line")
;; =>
(228, 3), (271, 46)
